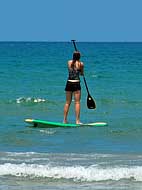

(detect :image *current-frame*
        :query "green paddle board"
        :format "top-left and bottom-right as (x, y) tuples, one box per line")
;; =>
(25, 119), (107, 128)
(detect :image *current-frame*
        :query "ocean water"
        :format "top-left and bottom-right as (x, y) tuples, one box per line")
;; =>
(0, 42), (142, 189)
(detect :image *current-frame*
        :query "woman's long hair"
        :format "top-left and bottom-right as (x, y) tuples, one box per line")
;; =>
(71, 51), (81, 69)
(73, 51), (81, 61)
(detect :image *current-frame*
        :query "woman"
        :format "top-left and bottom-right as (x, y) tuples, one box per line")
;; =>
(63, 51), (84, 124)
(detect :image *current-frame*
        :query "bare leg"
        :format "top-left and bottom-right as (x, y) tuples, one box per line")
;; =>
(63, 91), (72, 123)
(74, 90), (81, 124)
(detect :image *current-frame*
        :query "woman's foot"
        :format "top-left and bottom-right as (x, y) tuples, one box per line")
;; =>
(63, 120), (68, 124)
(76, 121), (82, 125)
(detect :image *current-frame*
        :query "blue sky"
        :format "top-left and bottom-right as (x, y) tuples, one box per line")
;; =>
(0, 0), (142, 41)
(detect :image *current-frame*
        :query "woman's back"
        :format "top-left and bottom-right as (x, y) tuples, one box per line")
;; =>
(68, 60), (84, 80)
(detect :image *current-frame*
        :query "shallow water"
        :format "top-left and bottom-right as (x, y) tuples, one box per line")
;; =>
(0, 42), (142, 189)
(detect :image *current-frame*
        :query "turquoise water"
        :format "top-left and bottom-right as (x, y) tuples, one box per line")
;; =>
(0, 42), (142, 189)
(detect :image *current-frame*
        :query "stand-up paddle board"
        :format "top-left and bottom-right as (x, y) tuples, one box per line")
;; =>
(25, 119), (107, 128)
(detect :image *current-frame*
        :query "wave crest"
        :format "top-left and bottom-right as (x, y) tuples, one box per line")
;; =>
(0, 163), (142, 182)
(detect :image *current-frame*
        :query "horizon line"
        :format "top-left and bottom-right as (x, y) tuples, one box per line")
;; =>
(0, 40), (142, 43)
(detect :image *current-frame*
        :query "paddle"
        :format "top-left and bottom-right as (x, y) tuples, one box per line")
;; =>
(71, 40), (96, 109)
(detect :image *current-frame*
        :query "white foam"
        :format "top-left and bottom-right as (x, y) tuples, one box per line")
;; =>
(39, 129), (56, 135)
(1, 163), (142, 182)
(16, 97), (46, 104)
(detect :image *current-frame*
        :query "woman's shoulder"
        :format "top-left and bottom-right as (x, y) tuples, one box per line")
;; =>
(68, 60), (73, 64)
(80, 61), (84, 67)
(67, 60), (71, 67)
(80, 61), (84, 65)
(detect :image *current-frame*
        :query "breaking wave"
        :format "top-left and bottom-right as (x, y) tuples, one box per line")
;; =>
(1, 163), (142, 182)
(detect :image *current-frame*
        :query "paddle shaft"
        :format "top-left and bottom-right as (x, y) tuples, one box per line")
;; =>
(71, 40), (90, 95)
(83, 76), (90, 95)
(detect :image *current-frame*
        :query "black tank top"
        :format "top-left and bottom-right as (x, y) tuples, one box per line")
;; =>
(68, 62), (81, 80)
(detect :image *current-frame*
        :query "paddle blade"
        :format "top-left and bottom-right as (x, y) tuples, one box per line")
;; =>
(87, 94), (96, 109)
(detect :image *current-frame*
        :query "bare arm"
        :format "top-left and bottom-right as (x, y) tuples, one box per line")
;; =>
(80, 62), (84, 76)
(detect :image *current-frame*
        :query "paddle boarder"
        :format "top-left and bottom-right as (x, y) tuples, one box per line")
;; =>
(63, 51), (84, 124)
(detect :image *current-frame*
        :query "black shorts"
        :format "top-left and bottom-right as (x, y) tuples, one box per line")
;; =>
(65, 81), (81, 92)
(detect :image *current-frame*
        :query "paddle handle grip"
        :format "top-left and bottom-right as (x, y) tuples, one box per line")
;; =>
(71, 40), (78, 51)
